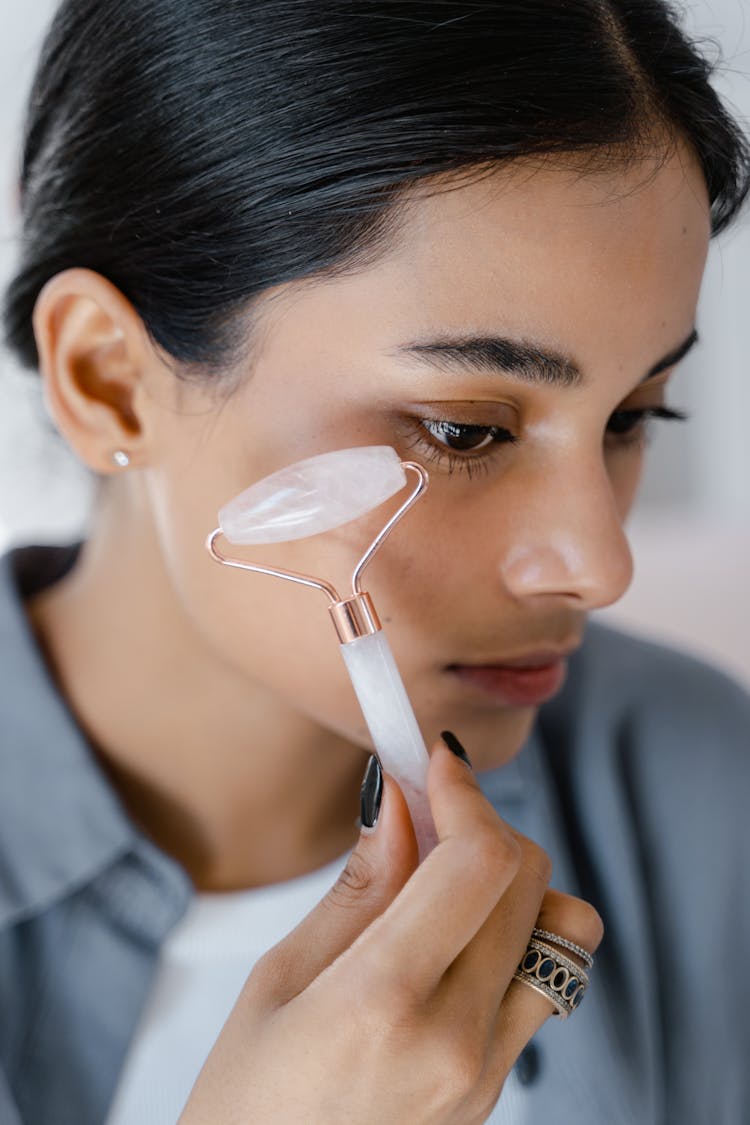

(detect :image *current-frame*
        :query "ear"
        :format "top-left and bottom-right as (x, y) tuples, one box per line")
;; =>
(32, 268), (165, 475)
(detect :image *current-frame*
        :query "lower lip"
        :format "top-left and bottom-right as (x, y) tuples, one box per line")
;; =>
(446, 659), (567, 707)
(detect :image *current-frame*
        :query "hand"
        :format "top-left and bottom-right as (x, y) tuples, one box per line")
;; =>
(178, 736), (603, 1124)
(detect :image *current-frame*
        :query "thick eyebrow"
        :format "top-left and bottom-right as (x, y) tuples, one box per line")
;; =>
(389, 327), (699, 388)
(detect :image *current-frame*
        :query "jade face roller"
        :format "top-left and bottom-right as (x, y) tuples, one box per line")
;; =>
(206, 446), (438, 861)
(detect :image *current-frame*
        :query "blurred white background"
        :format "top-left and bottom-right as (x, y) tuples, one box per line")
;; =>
(0, 0), (748, 685)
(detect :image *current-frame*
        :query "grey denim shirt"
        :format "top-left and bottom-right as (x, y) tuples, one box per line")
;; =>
(0, 544), (749, 1125)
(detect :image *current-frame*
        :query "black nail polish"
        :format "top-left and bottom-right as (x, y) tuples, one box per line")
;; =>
(441, 730), (472, 769)
(360, 754), (383, 829)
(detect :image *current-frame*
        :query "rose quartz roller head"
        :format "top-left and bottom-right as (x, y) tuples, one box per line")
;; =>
(206, 446), (438, 862)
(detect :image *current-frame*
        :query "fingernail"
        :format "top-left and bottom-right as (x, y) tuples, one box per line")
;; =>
(441, 730), (472, 769)
(360, 754), (383, 829)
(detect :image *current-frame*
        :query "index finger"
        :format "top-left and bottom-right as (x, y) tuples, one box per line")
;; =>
(352, 740), (523, 996)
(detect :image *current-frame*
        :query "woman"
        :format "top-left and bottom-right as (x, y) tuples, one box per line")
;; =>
(1, 1), (749, 1122)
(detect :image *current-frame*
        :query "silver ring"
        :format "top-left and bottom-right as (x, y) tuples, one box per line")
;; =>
(531, 927), (594, 969)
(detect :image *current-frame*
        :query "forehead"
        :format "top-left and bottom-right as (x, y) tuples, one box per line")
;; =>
(251, 141), (710, 382)
(382, 142), (709, 318)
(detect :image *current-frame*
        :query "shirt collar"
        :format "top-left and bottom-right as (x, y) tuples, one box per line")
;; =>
(0, 543), (190, 932)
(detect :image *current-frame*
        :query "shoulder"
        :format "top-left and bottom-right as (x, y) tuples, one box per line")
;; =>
(550, 619), (750, 755)
(582, 618), (748, 698)
(550, 640), (750, 1114)
(539, 620), (750, 838)
(0, 545), (75, 723)
(536, 624), (750, 958)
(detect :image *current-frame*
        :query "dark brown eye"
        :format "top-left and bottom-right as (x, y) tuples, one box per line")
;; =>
(606, 406), (688, 439)
(607, 410), (646, 436)
(421, 420), (516, 451)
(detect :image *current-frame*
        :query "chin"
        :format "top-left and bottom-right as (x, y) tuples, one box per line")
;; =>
(424, 704), (538, 774)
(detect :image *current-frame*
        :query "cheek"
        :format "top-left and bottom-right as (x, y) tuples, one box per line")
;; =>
(142, 455), (545, 763)
(145, 455), (427, 744)
(175, 536), (378, 741)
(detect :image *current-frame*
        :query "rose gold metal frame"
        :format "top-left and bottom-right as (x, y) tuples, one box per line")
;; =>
(205, 461), (428, 641)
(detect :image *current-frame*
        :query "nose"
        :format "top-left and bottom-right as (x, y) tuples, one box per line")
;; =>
(497, 458), (634, 611)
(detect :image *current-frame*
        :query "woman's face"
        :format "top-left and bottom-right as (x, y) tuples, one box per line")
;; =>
(139, 142), (710, 769)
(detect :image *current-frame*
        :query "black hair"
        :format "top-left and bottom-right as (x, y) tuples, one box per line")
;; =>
(4, 0), (750, 377)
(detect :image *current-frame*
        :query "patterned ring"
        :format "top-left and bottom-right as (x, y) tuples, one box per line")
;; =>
(525, 938), (590, 983)
(513, 938), (590, 1020)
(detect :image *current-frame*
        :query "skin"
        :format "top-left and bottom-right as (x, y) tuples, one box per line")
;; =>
(21, 137), (709, 1122)
(28, 139), (709, 894)
(178, 746), (600, 1123)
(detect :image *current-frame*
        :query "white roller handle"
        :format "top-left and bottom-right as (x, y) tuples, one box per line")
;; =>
(339, 630), (439, 862)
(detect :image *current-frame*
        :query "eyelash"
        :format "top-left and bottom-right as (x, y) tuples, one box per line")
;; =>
(402, 407), (689, 480)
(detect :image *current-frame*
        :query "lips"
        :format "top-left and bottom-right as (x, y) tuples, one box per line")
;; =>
(445, 645), (579, 707)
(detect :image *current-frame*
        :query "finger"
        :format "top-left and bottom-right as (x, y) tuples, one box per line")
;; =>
(488, 888), (604, 1076)
(351, 739), (523, 996)
(535, 887), (605, 954)
(245, 768), (418, 1010)
(443, 833), (552, 1024)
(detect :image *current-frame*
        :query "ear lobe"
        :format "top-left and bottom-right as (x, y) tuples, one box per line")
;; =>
(32, 269), (152, 472)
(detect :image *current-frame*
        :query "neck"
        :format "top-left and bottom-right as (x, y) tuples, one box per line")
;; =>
(26, 487), (368, 891)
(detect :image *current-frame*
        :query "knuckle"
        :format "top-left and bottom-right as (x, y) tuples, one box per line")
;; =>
(437, 1037), (487, 1101)
(325, 849), (376, 908)
(248, 946), (279, 982)
(571, 901), (605, 952)
(469, 825), (522, 882)
(540, 891), (605, 955)
(516, 837), (553, 885)
(357, 946), (421, 1014)
(354, 976), (423, 1053)
(242, 946), (285, 1000)
(362, 973), (404, 1017)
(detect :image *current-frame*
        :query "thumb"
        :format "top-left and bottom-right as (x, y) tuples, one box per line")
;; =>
(248, 759), (419, 1010)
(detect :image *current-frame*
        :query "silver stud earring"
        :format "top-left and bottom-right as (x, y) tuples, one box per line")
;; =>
(112, 451), (131, 469)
